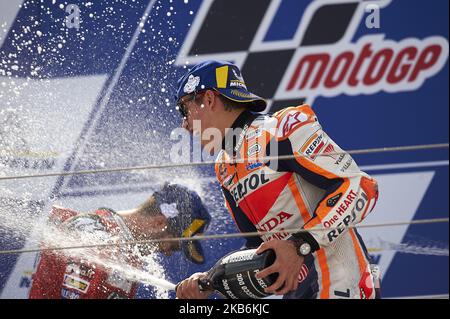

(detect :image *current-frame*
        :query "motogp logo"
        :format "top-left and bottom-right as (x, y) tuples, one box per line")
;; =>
(176, 0), (449, 111)
(281, 35), (448, 103)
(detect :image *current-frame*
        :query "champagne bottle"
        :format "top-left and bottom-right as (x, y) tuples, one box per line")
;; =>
(196, 248), (278, 299)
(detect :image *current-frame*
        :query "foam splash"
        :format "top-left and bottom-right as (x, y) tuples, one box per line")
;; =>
(0, 0), (225, 299)
(368, 237), (449, 256)
(0, 200), (175, 298)
(40, 221), (175, 298)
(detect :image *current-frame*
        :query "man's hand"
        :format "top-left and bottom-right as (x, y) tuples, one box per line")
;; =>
(255, 240), (304, 295)
(175, 272), (213, 299)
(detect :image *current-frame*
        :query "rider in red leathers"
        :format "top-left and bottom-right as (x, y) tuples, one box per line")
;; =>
(29, 183), (210, 299)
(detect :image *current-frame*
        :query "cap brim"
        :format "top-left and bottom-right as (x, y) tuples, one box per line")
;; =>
(219, 88), (267, 112)
(181, 240), (205, 264)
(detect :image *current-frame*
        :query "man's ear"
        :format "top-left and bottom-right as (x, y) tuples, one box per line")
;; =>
(205, 90), (217, 111)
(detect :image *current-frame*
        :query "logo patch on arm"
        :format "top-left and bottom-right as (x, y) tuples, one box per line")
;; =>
(300, 131), (328, 160)
(278, 111), (309, 137)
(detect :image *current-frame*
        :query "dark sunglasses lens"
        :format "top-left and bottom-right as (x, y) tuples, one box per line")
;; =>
(177, 92), (200, 119)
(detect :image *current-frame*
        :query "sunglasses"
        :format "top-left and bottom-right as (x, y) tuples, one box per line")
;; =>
(176, 91), (203, 119)
(176, 89), (219, 119)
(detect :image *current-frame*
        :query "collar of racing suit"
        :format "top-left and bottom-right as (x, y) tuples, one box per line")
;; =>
(221, 110), (260, 156)
(95, 207), (135, 242)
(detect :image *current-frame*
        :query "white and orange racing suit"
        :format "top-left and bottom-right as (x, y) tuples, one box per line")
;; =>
(215, 104), (380, 299)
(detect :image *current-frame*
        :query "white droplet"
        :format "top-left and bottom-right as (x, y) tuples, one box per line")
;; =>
(36, 30), (42, 37)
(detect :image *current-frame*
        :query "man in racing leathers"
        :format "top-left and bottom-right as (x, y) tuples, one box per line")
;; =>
(174, 60), (380, 299)
(29, 183), (210, 299)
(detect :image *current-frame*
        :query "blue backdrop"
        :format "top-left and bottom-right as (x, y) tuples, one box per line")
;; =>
(0, 0), (448, 298)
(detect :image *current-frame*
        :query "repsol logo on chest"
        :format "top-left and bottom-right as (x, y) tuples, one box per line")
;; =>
(326, 191), (368, 243)
(231, 171), (270, 204)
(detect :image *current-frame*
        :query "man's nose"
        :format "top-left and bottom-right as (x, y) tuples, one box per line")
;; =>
(182, 118), (191, 132)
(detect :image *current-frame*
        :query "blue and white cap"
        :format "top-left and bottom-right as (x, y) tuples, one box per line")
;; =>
(176, 60), (267, 112)
(152, 183), (211, 264)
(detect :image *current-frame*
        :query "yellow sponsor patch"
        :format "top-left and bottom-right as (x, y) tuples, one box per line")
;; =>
(216, 66), (229, 88)
(63, 274), (90, 293)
